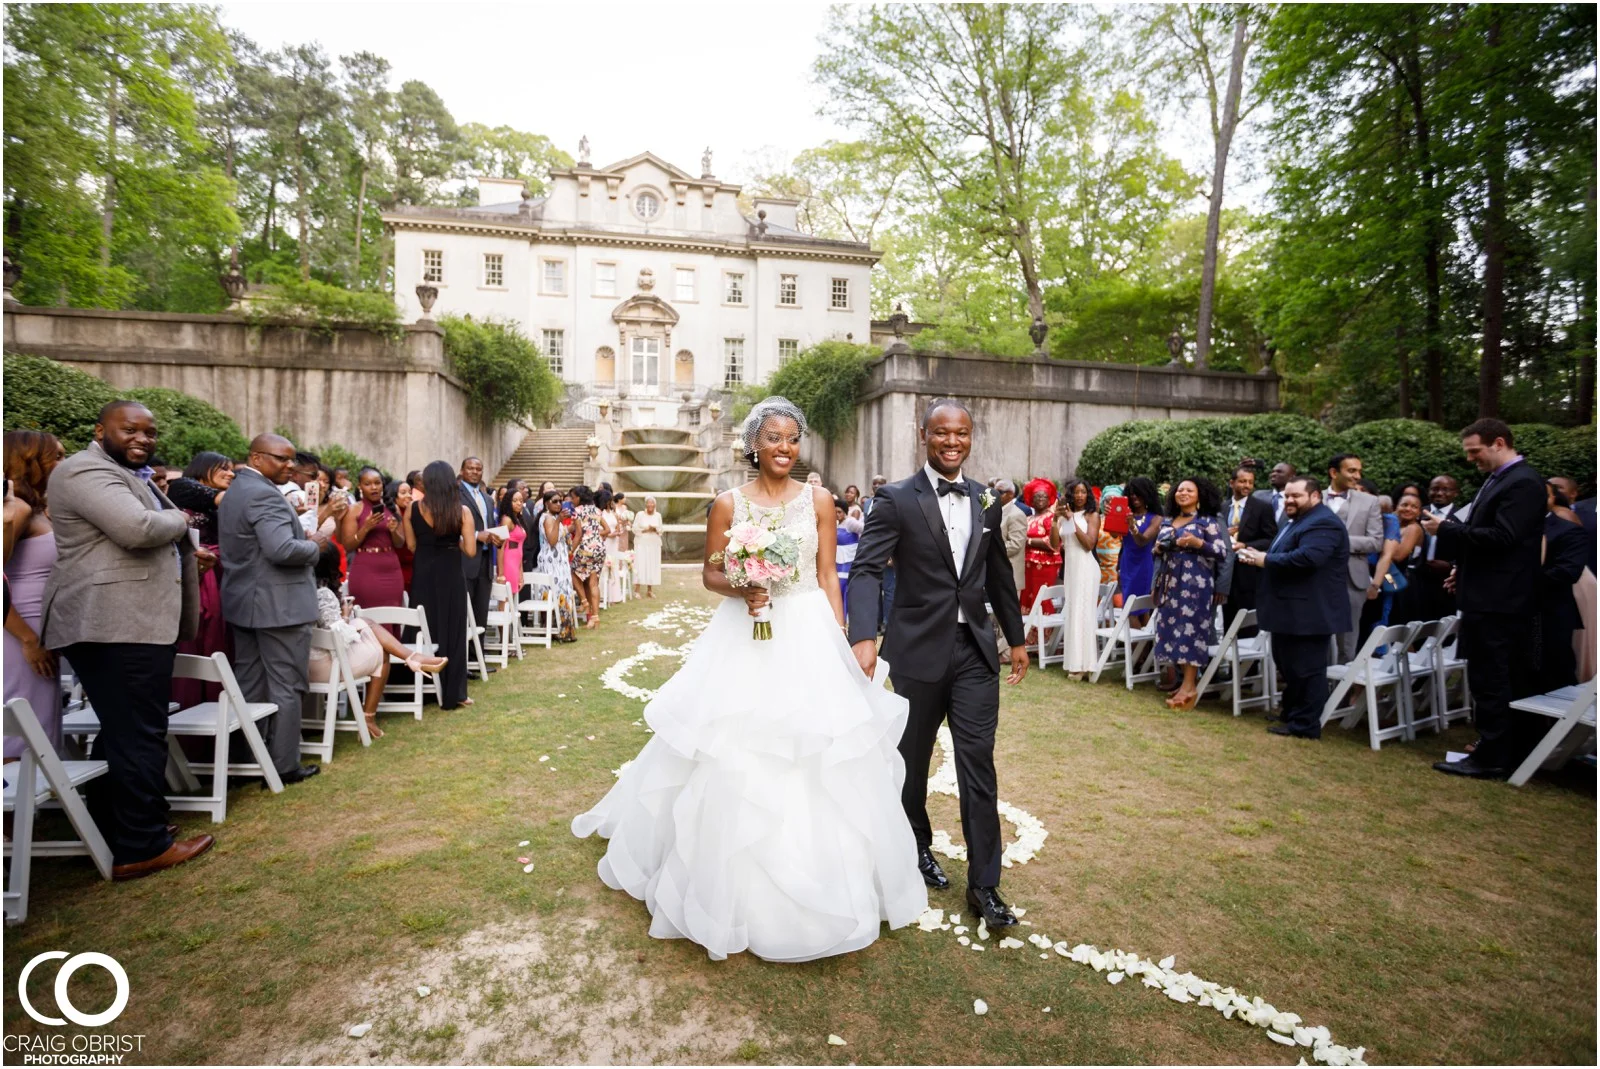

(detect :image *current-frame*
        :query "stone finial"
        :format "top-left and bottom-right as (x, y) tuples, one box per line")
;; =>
(1029, 314), (1047, 355)
(755, 209), (768, 237)
(3, 251), (20, 303)
(219, 247), (246, 310)
(701, 146), (713, 177)
(415, 283), (439, 321)
(1167, 326), (1185, 366)
(578, 135), (591, 167)
(888, 302), (910, 339)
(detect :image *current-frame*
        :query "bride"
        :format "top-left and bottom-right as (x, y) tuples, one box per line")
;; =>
(572, 397), (927, 962)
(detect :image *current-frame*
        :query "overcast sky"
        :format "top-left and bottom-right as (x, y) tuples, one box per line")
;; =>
(219, 1), (852, 183)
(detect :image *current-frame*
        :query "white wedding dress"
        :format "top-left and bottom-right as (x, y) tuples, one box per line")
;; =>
(572, 486), (927, 962)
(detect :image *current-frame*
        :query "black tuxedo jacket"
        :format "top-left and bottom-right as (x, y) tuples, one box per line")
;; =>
(1228, 494), (1278, 601)
(458, 482), (497, 580)
(847, 473), (1025, 682)
(1433, 460), (1545, 616)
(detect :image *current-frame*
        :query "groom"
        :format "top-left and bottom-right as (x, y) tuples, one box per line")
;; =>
(847, 398), (1028, 928)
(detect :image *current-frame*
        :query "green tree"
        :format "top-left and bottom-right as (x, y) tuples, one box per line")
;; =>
(454, 123), (572, 200)
(438, 315), (563, 426)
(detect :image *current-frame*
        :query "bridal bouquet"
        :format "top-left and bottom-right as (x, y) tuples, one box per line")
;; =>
(718, 518), (801, 640)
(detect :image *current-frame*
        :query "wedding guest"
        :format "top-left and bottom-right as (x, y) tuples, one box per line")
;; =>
(1379, 491), (1428, 624)
(167, 451), (236, 705)
(1324, 453), (1384, 661)
(836, 497), (861, 607)
(1422, 419), (1546, 778)
(1238, 475), (1349, 739)
(862, 474), (896, 633)
(843, 484), (862, 509)
(457, 457), (499, 636)
(406, 470), (425, 501)
(996, 479), (1028, 602)
(1119, 477), (1162, 624)
(568, 485), (606, 629)
(1093, 486), (1121, 585)
(806, 471), (824, 489)
(596, 488), (624, 606)
(534, 489), (579, 640)
(1056, 478), (1101, 678)
(1360, 492), (1413, 636)
(1254, 462), (1296, 523)
(1418, 474), (1462, 619)
(403, 460), (477, 708)
(219, 434), (324, 784)
(4, 430), (65, 759)
(496, 485), (528, 605)
(1021, 478), (1061, 619)
(614, 492), (634, 553)
(1540, 481), (1588, 690)
(1153, 476), (1228, 710)
(1549, 475), (1597, 570)
(148, 460), (171, 497)
(333, 468), (352, 493)
(308, 541), (445, 739)
(340, 466), (407, 633)
(632, 496), (664, 598)
(385, 478), (416, 591)
(1224, 466), (1277, 638)
(42, 401), (213, 877)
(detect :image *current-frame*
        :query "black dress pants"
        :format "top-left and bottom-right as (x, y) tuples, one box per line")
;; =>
(1461, 611), (1539, 767)
(1271, 632), (1329, 738)
(467, 567), (493, 640)
(891, 628), (1002, 888)
(62, 641), (177, 866)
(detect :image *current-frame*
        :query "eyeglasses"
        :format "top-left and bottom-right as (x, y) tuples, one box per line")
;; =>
(255, 451), (296, 464)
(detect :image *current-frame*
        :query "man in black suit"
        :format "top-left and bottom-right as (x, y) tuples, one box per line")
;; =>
(1253, 462), (1296, 524)
(1548, 475), (1597, 572)
(1418, 474), (1463, 619)
(458, 457), (502, 640)
(1422, 419), (1547, 779)
(848, 399), (1027, 929)
(1223, 465), (1277, 637)
(1238, 475), (1349, 740)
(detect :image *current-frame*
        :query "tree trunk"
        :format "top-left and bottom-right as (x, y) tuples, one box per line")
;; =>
(1196, 14), (1249, 370)
(1579, 164), (1597, 423)
(353, 162), (368, 287)
(100, 77), (119, 277)
(262, 179), (275, 252)
(296, 129), (310, 282)
(1396, 320), (1413, 418)
(1401, 33), (1445, 423)
(1478, 15), (1506, 418)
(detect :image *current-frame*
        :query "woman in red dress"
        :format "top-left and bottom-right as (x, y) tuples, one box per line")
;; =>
(1021, 477), (1062, 617)
(340, 467), (407, 629)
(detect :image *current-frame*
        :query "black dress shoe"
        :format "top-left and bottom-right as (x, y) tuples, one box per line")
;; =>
(966, 886), (1017, 928)
(1268, 724), (1320, 739)
(1433, 756), (1508, 779)
(270, 764), (322, 787)
(917, 847), (950, 890)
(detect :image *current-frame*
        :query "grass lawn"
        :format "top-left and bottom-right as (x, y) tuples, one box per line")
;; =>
(5, 570), (1595, 1064)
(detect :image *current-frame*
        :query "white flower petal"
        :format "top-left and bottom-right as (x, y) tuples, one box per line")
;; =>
(827, 1035), (846, 1047)
(998, 937), (1025, 950)
(1107, 972), (1125, 985)
(348, 1023), (373, 1038)
(957, 936), (970, 946)
(538, 755), (549, 762)
(1269, 1032), (1298, 1047)
(1158, 955), (1176, 970)
(522, 863), (534, 873)
(973, 999), (988, 1016)
(416, 985), (431, 997)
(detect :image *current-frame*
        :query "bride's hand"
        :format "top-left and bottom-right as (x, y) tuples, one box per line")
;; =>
(739, 585), (769, 617)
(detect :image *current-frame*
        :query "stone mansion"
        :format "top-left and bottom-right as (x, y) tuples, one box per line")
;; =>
(384, 147), (878, 404)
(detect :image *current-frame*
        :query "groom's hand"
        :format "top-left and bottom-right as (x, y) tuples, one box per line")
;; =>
(1005, 644), (1029, 685)
(852, 639), (877, 681)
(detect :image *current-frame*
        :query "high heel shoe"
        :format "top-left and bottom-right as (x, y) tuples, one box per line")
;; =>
(363, 714), (385, 739)
(405, 653), (447, 675)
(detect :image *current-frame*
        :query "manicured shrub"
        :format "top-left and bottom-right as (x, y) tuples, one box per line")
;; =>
(1334, 419), (1479, 496)
(765, 341), (880, 442)
(439, 315), (564, 426)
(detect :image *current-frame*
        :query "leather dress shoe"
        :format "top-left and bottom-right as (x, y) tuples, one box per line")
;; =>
(271, 764), (322, 787)
(917, 847), (950, 890)
(1268, 724), (1320, 740)
(1433, 756), (1508, 779)
(113, 834), (215, 881)
(966, 885), (1018, 928)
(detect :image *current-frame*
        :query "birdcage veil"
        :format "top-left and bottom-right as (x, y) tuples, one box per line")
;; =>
(740, 396), (808, 466)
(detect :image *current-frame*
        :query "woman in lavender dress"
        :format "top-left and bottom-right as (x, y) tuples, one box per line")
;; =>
(1152, 476), (1229, 711)
(4, 431), (66, 759)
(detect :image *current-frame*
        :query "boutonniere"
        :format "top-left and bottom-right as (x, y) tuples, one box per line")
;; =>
(979, 489), (996, 511)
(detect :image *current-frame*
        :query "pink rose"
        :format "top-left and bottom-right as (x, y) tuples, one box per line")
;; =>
(726, 523), (765, 552)
(744, 558), (774, 585)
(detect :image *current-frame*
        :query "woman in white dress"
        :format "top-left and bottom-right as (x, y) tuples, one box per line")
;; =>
(632, 496), (664, 596)
(573, 397), (926, 962)
(1057, 478), (1102, 678)
(597, 490), (624, 606)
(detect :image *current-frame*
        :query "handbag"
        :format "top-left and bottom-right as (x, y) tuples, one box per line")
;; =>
(1380, 568), (1408, 593)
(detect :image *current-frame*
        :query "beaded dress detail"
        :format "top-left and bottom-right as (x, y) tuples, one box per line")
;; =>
(732, 485), (819, 599)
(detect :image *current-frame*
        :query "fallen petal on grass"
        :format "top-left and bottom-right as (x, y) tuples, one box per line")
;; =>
(348, 1023), (372, 1039)
(826, 1035), (846, 1047)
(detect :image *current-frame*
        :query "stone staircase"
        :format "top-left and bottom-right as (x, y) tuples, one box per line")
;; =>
(492, 428), (590, 491)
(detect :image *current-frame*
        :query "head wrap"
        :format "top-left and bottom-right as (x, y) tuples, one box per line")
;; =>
(740, 396), (808, 465)
(1022, 478), (1057, 510)
(1098, 483), (1123, 514)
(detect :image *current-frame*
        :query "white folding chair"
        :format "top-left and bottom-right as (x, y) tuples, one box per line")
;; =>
(165, 653), (284, 821)
(483, 582), (522, 667)
(1195, 609), (1272, 716)
(301, 628), (373, 763)
(1401, 619), (1443, 735)
(356, 604), (443, 720)
(519, 571), (559, 650)
(1508, 680), (1598, 787)
(465, 599), (490, 680)
(1095, 582), (1118, 628)
(1431, 615), (1472, 729)
(1090, 594), (1159, 687)
(4, 698), (113, 925)
(1321, 622), (1421, 750)
(1025, 584), (1065, 669)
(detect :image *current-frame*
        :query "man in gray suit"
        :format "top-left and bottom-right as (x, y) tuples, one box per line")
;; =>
(1322, 453), (1385, 661)
(41, 400), (216, 879)
(219, 433), (324, 783)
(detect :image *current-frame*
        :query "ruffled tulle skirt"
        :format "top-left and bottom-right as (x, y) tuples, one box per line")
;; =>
(572, 589), (927, 962)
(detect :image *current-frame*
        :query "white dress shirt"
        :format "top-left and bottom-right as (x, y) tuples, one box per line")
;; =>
(925, 463), (972, 623)
(1228, 495), (1247, 528)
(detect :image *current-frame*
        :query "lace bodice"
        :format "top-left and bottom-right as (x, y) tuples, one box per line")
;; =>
(732, 485), (820, 599)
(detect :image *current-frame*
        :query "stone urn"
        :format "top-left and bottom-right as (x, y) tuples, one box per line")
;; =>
(708, 400), (722, 421)
(586, 434), (602, 461)
(597, 398), (611, 419)
(415, 283), (439, 321)
(219, 265), (247, 310)
(1029, 314), (1048, 356)
(3, 252), (20, 302)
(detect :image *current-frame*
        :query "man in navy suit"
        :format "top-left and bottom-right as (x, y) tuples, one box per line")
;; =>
(457, 457), (502, 645)
(1237, 474), (1350, 740)
(1422, 419), (1547, 778)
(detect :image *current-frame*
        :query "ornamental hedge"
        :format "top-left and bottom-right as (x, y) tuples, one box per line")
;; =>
(765, 341), (880, 442)
(1076, 412), (1596, 499)
(2, 354), (247, 465)
(439, 314), (563, 427)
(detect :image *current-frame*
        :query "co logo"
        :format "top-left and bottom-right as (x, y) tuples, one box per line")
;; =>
(17, 952), (129, 1027)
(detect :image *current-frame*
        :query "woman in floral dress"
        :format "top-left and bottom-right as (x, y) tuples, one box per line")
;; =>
(568, 485), (607, 629)
(534, 490), (578, 642)
(1152, 476), (1229, 710)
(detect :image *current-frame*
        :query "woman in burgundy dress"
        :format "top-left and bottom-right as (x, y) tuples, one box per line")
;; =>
(340, 467), (407, 628)
(167, 451), (236, 708)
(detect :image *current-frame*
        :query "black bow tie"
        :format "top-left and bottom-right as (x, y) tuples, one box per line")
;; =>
(936, 479), (967, 498)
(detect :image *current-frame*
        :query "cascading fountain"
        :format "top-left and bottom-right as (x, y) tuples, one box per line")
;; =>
(612, 427), (717, 561)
